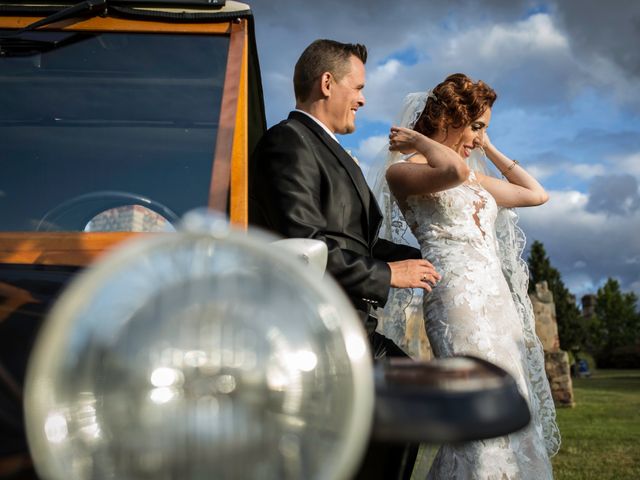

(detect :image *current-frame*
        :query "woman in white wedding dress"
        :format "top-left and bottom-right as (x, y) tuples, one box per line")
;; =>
(381, 74), (560, 479)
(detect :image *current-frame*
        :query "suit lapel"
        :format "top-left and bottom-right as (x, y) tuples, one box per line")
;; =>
(288, 111), (379, 221)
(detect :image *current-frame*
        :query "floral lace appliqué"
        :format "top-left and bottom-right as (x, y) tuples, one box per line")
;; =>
(400, 172), (558, 480)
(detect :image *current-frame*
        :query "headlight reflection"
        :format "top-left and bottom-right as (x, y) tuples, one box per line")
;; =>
(25, 221), (373, 480)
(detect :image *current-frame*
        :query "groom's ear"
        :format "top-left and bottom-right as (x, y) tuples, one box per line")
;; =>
(320, 72), (333, 98)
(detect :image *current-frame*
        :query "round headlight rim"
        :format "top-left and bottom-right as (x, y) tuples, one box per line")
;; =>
(25, 226), (374, 480)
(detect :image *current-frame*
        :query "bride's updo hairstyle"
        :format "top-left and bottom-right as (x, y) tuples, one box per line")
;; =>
(413, 73), (497, 138)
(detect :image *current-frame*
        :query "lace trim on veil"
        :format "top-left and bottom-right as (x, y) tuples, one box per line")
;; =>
(367, 92), (426, 363)
(495, 208), (561, 456)
(368, 91), (560, 457)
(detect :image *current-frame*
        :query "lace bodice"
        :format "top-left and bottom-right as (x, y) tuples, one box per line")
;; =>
(395, 171), (559, 479)
(403, 170), (497, 246)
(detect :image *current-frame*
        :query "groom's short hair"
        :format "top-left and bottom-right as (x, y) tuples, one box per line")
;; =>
(294, 39), (367, 102)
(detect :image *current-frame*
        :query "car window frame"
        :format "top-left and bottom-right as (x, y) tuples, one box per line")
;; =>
(0, 12), (254, 266)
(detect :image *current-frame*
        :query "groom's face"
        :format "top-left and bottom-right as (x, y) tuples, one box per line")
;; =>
(326, 55), (366, 134)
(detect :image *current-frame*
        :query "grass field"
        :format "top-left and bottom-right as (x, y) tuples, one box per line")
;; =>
(552, 369), (640, 480)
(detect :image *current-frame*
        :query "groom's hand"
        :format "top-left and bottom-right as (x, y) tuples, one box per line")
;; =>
(388, 259), (440, 291)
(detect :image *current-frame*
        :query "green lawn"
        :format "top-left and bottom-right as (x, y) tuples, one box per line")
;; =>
(552, 369), (640, 480)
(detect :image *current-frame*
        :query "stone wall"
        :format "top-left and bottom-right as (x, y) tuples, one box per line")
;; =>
(377, 294), (433, 360)
(582, 294), (597, 320)
(529, 281), (575, 407)
(531, 281), (560, 352)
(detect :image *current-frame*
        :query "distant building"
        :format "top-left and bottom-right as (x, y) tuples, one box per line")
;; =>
(85, 205), (175, 232)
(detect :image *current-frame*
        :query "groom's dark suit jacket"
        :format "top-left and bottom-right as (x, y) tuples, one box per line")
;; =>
(249, 111), (420, 335)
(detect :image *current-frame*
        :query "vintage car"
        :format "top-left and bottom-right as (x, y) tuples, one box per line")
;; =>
(0, 2), (530, 479)
(0, 1), (268, 477)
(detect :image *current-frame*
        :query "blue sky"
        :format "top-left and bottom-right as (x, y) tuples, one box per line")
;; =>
(250, 0), (640, 301)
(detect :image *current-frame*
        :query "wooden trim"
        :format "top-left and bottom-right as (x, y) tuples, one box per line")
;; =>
(0, 453), (32, 478)
(208, 19), (246, 213)
(0, 16), (232, 34)
(228, 19), (249, 229)
(0, 232), (142, 266)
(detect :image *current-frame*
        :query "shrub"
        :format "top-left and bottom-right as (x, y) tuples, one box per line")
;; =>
(596, 344), (640, 369)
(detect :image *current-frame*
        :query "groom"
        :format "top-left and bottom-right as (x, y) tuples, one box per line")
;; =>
(249, 39), (438, 479)
(249, 39), (438, 357)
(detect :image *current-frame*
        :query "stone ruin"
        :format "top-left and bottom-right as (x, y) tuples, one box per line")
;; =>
(376, 294), (433, 360)
(529, 281), (575, 407)
(581, 294), (597, 320)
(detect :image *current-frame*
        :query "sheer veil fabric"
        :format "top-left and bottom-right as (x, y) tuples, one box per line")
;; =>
(367, 92), (561, 458)
(366, 93), (427, 358)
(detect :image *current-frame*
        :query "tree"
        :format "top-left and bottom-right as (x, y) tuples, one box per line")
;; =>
(527, 240), (584, 354)
(594, 278), (640, 364)
(528, 240), (559, 291)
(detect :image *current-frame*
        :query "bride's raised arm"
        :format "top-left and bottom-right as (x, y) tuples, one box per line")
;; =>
(386, 126), (470, 198)
(476, 133), (549, 208)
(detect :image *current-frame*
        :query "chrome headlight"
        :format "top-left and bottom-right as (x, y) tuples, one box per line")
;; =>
(25, 215), (373, 480)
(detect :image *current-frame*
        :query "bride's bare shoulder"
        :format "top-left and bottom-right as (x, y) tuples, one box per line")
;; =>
(386, 154), (428, 188)
(406, 152), (428, 164)
(387, 153), (428, 173)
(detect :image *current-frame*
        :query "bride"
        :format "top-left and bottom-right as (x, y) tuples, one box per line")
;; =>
(373, 73), (560, 479)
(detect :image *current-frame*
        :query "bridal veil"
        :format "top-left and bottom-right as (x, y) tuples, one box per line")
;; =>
(366, 91), (560, 457)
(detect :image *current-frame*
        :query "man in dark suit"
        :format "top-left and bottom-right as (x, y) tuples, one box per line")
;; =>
(250, 39), (439, 357)
(249, 39), (440, 479)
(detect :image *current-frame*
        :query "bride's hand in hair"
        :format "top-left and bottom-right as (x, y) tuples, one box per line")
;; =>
(481, 131), (494, 151)
(389, 126), (421, 154)
(482, 132), (491, 148)
(480, 132), (506, 161)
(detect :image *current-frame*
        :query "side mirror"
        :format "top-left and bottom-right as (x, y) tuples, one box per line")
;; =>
(373, 357), (530, 443)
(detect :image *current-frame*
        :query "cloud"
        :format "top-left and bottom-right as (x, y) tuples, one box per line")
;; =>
(586, 174), (640, 215)
(613, 151), (640, 177)
(551, 0), (640, 109)
(360, 60), (418, 122)
(567, 163), (608, 180)
(354, 134), (388, 179)
(526, 163), (556, 181)
(528, 160), (607, 182)
(552, 0), (640, 77)
(252, 1), (574, 125)
(355, 134), (388, 162)
(521, 189), (640, 297)
(253, 1), (640, 125)
(248, 0), (640, 299)
(359, 12), (577, 126)
(477, 13), (569, 58)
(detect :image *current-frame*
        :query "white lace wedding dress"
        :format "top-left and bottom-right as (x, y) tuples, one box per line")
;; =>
(400, 170), (556, 480)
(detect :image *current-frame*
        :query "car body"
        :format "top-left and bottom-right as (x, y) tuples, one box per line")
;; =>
(0, 1), (265, 474)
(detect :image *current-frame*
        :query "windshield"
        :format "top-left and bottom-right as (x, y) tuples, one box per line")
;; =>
(0, 30), (228, 232)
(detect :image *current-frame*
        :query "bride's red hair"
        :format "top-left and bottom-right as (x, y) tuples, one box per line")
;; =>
(414, 73), (497, 137)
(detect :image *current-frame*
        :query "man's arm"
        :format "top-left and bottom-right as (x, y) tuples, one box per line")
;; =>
(373, 238), (420, 262)
(250, 124), (395, 305)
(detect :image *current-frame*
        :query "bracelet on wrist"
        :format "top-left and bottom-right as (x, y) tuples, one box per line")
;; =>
(500, 159), (519, 176)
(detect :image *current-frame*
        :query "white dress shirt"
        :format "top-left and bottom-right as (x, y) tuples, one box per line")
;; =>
(293, 109), (359, 165)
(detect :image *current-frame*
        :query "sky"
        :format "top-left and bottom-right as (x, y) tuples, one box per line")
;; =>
(250, 0), (640, 302)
